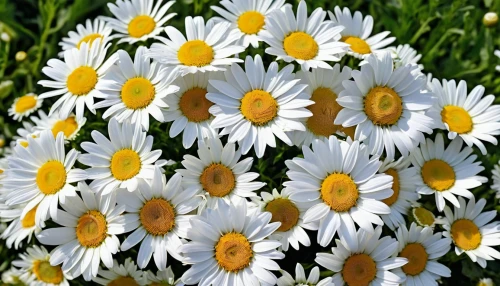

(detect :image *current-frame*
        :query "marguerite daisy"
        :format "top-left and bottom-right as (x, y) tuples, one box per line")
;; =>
(144, 267), (183, 286)
(93, 258), (147, 285)
(412, 204), (439, 228)
(31, 110), (86, 141)
(208, 55), (313, 158)
(59, 18), (112, 55)
(0, 203), (42, 249)
(389, 44), (423, 71)
(277, 263), (333, 286)
(410, 133), (487, 212)
(8, 93), (43, 121)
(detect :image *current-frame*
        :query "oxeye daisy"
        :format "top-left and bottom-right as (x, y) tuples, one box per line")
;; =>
(101, 0), (176, 44)
(176, 136), (265, 213)
(3, 130), (88, 227)
(393, 223), (451, 286)
(260, 0), (348, 70)
(163, 71), (223, 149)
(59, 18), (112, 56)
(12, 245), (71, 286)
(94, 46), (180, 131)
(0, 203), (42, 249)
(410, 133), (487, 212)
(38, 42), (117, 120)
(36, 182), (131, 281)
(1, 267), (23, 285)
(389, 44), (423, 71)
(144, 267), (182, 286)
(8, 93), (43, 121)
(284, 136), (393, 247)
(316, 226), (408, 286)
(93, 258), (147, 285)
(78, 118), (162, 195)
(180, 200), (284, 286)
(335, 52), (434, 160)
(411, 204), (441, 228)
(31, 110), (86, 141)
(207, 55), (313, 158)
(442, 196), (500, 268)
(491, 160), (500, 198)
(277, 263), (334, 286)
(427, 78), (500, 155)
(118, 168), (201, 270)
(148, 16), (244, 75)
(328, 6), (395, 59)
(210, 0), (285, 48)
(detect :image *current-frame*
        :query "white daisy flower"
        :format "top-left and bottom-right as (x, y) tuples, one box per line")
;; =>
(1, 267), (23, 285)
(12, 245), (72, 286)
(410, 133), (487, 212)
(491, 160), (500, 198)
(328, 6), (395, 59)
(411, 204), (439, 228)
(78, 118), (162, 195)
(38, 42), (117, 120)
(36, 182), (131, 281)
(277, 263), (333, 286)
(316, 226), (408, 286)
(443, 196), (500, 268)
(478, 278), (494, 286)
(94, 46), (180, 131)
(180, 200), (284, 286)
(210, 0), (286, 48)
(101, 0), (176, 44)
(427, 78), (500, 155)
(8, 93), (43, 121)
(0, 203), (42, 249)
(389, 44), (423, 71)
(260, 0), (348, 70)
(31, 110), (86, 141)
(144, 267), (183, 286)
(208, 55), (313, 158)
(59, 18), (112, 56)
(148, 16), (244, 75)
(176, 136), (265, 213)
(284, 136), (393, 247)
(163, 71), (223, 149)
(335, 52), (434, 160)
(394, 223), (451, 286)
(118, 168), (201, 270)
(93, 258), (147, 285)
(495, 50), (500, 72)
(3, 131), (88, 227)
(11, 121), (38, 149)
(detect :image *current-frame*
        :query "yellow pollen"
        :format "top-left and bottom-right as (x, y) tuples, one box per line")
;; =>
(215, 232), (253, 272)
(283, 32), (318, 60)
(421, 159), (455, 191)
(20, 140), (29, 148)
(67, 66), (98, 96)
(77, 33), (103, 49)
(179, 87), (213, 122)
(52, 116), (79, 138)
(128, 15), (156, 38)
(441, 105), (473, 134)
(321, 173), (359, 212)
(413, 207), (435, 227)
(306, 87), (343, 137)
(264, 198), (300, 232)
(341, 36), (371, 54)
(364, 86), (402, 126)
(121, 77), (156, 109)
(342, 254), (377, 286)
(200, 163), (235, 197)
(400, 243), (428, 276)
(237, 11), (265, 35)
(110, 149), (141, 181)
(76, 210), (107, 247)
(36, 161), (67, 195)
(240, 89), (278, 126)
(451, 219), (482, 251)
(32, 260), (64, 284)
(21, 205), (38, 228)
(177, 40), (214, 67)
(14, 95), (37, 113)
(382, 168), (400, 206)
(108, 276), (140, 286)
(140, 198), (175, 236)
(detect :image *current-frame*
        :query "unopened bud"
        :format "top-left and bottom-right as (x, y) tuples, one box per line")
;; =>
(15, 51), (27, 62)
(483, 12), (498, 27)
(0, 32), (10, 42)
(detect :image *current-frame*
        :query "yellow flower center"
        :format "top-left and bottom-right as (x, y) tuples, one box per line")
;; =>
(240, 89), (278, 126)
(364, 86), (402, 126)
(199, 163), (235, 197)
(108, 276), (140, 286)
(237, 11), (265, 35)
(441, 105), (473, 134)
(140, 198), (175, 236)
(400, 243), (428, 276)
(121, 77), (156, 110)
(306, 87), (343, 137)
(421, 159), (455, 191)
(215, 232), (253, 272)
(412, 207), (435, 227)
(36, 161), (67, 195)
(51, 116), (79, 138)
(264, 198), (300, 232)
(321, 173), (359, 212)
(67, 66), (98, 96)
(179, 87), (213, 122)
(33, 260), (64, 284)
(21, 205), (38, 228)
(342, 254), (377, 286)
(128, 15), (156, 38)
(451, 219), (482, 250)
(77, 33), (103, 49)
(283, 32), (318, 60)
(76, 210), (107, 248)
(14, 94), (37, 113)
(382, 168), (400, 206)
(110, 149), (141, 181)
(177, 40), (214, 67)
(341, 36), (371, 55)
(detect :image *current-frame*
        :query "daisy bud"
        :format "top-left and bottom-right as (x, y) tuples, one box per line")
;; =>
(0, 32), (10, 42)
(15, 51), (26, 62)
(483, 12), (498, 27)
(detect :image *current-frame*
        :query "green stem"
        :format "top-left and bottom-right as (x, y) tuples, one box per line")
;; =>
(32, 6), (56, 77)
(0, 42), (9, 78)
